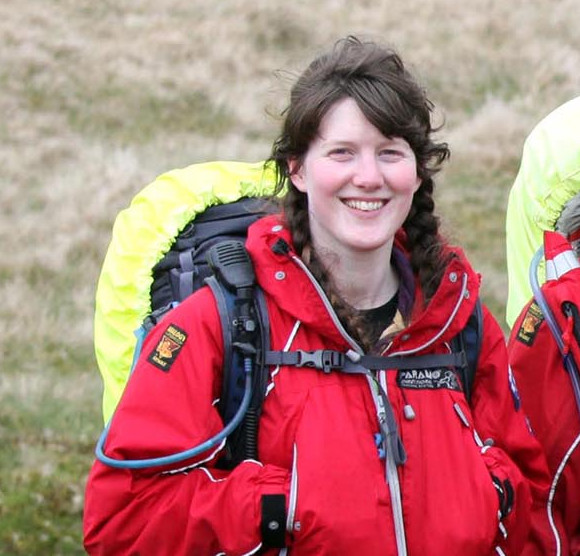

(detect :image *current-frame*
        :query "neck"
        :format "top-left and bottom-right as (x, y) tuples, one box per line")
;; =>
(315, 244), (399, 310)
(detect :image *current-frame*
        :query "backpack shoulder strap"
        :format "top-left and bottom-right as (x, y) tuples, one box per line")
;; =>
(205, 240), (270, 468)
(451, 297), (483, 404)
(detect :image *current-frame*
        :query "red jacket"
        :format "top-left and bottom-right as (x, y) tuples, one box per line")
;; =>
(84, 215), (550, 555)
(509, 234), (580, 555)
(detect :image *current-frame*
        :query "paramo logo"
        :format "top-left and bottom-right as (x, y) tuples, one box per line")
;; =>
(397, 368), (461, 392)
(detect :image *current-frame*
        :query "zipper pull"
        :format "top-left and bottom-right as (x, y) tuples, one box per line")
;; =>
(376, 395), (387, 422)
(453, 402), (470, 428)
(403, 404), (416, 420)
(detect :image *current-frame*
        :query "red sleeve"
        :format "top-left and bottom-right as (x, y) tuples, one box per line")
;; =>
(83, 287), (290, 555)
(470, 306), (552, 555)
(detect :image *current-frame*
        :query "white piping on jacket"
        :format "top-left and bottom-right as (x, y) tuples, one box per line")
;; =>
(387, 272), (469, 358)
(287, 443), (299, 532)
(265, 321), (303, 556)
(547, 432), (580, 556)
(266, 320), (302, 396)
(289, 255), (361, 352)
(267, 318), (301, 555)
(279, 443), (299, 556)
(160, 439), (226, 475)
(269, 322), (300, 556)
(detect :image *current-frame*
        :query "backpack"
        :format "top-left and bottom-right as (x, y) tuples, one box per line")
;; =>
(93, 161), (278, 424)
(94, 161), (483, 470)
(138, 204), (483, 469)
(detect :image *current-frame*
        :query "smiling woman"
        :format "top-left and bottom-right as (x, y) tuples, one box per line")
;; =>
(83, 35), (554, 556)
(287, 97), (420, 309)
(290, 99), (419, 255)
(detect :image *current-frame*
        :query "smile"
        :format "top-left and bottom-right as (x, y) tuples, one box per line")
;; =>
(342, 199), (386, 211)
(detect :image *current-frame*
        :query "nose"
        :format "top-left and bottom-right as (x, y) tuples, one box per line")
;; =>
(351, 156), (383, 189)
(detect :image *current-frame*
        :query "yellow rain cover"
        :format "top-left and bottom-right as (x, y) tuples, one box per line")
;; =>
(94, 160), (277, 422)
(505, 97), (580, 328)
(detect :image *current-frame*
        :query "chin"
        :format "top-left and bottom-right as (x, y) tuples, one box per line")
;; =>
(348, 239), (390, 253)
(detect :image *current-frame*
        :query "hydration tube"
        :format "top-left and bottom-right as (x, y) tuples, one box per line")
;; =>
(95, 356), (253, 469)
(529, 246), (580, 414)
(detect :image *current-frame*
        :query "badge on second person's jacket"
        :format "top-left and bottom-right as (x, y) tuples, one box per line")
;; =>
(515, 301), (544, 346)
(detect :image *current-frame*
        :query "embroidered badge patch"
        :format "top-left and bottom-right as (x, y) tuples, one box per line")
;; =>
(397, 368), (461, 392)
(147, 324), (188, 372)
(516, 301), (544, 346)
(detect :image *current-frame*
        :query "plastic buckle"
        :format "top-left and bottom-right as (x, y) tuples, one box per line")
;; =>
(295, 350), (344, 373)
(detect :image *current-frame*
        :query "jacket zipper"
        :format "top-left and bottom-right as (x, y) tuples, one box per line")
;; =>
(289, 254), (409, 554)
(378, 370), (408, 556)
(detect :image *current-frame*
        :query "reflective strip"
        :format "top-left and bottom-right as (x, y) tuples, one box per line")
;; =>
(547, 432), (580, 556)
(545, 250), (580, 280)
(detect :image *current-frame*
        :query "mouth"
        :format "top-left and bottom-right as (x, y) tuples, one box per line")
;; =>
(342, 199), (387, 212)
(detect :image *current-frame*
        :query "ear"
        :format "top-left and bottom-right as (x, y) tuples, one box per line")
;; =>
(413, 176), (422, 193)
(288, 158), (307, 193)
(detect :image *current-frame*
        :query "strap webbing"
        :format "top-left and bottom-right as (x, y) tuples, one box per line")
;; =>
(264, 349), (467, 373)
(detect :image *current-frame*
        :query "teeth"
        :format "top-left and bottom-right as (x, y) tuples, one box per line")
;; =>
(343, 199), (385, 211)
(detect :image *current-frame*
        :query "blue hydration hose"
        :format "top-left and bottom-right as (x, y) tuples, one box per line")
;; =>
(94, 356), (253, 469)
(529, 247), (580, 414)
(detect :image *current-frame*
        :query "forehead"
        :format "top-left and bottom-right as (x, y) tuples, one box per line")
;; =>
(315, 97), (412, 150)
(317, 98), (385, 139)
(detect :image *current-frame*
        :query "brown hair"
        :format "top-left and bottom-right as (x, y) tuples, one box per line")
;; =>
(269, 36), (451, 348)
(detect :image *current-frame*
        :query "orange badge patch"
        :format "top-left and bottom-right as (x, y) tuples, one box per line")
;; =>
(147, 324), (188, 372)
(516, 301), (544, 346)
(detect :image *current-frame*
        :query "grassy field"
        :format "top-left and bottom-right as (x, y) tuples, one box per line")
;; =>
(1, 0), (579, 553)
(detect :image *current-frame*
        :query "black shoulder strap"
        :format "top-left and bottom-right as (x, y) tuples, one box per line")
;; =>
(450, 297), (483, 404)
(205, 240), (270, 469)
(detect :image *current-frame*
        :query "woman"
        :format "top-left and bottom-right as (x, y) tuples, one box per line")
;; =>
(84, 36), (550, 555)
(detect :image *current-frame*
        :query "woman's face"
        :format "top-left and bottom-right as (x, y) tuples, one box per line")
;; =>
(289, 97), (421, 258)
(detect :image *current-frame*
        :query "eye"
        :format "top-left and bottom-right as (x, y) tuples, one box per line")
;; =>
(379, 137), (415, 161)
(379, 148), (405, 160)
(328, 147), (353, 160)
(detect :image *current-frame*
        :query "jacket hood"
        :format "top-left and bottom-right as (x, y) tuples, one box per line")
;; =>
(246, 215), (481, 353)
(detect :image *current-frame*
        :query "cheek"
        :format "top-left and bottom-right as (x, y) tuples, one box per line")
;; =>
(390, 164), (421, 193)
(303, 162), (343, 196)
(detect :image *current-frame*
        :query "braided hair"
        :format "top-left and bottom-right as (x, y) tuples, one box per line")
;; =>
(268, 36), (451, 348)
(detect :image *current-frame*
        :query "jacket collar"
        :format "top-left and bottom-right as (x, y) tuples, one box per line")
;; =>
(246, 215), (481, 352)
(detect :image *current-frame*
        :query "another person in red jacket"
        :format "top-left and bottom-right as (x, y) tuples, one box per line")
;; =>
(84, 36), (551, 555)
(509, 192), (580, 555)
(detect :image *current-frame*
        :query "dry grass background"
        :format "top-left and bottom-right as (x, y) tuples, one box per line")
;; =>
(1, 0), (579, 553)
